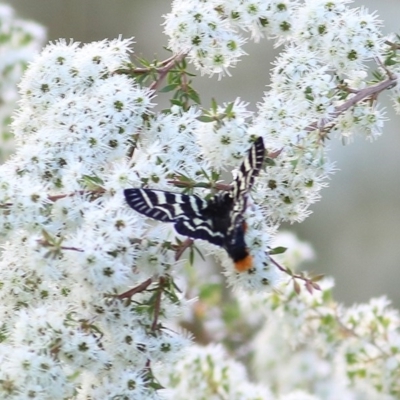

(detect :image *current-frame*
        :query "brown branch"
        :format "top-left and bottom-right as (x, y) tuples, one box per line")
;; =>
(0, 189), (106, 208)
(149, 53), (187, 92)
(144, 276), (167, 370)
(60, 246), (84, 252)
(151, 277), (165, 331)
(307, 74), (397, 133)
(48, 189), (105, 202)
(270, 256), (321, 292)
(117, 277), (153, 299)
(375, 57), (397, 81)
(174, 238), (194, 261)
(116, 54), (181, 75)
(384, 40), (400, 50)
(167, 179), (231, 191)
(336, 76), (396, 112)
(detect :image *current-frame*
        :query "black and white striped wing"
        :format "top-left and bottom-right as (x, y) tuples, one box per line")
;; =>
(231, 136), (265, 203)
(229, 137), (265, 226)
(174, 216), (225, 246)
(124, 188), (225, 246)
(124, 188), (207, 222)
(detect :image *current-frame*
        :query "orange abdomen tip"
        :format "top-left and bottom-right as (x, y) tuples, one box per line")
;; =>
(234, 254), (253, 272)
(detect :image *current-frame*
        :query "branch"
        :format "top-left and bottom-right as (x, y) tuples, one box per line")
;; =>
(144, 276), (167, 371)
(174, 238), (194, 261)
(149, 53), (187, 92)
(115, 54), (181, 75)
(48, 189), (105, 202)
(308, 74), (397, 133)
(59, 246), (84, 252)
(117, 277), (153, 299)
(151, 277), (165, 331)
(384, 40), (400, 50)
(270, 256), (321, 294)
(167, 179), (231, 191)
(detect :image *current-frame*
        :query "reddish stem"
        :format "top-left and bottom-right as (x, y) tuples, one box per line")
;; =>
(118, 278), (153, 299)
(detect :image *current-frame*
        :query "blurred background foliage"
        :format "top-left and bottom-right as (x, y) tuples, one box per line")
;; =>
(9, 0), (400, 306)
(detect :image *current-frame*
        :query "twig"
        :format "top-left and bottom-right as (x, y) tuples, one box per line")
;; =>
(375, 57), (397, 81)
(60, 246), (84, 252)
(151, 277), (165, 331)
(118, 277), (153, 299)
(384, 40), (400, 50)
(144, 277), (167, 370)
(149, 53), (187, 92)
(167, 180), (231, 191)
(115, 54), (180, 75)
(270, 256), (321, 292)
(174, 238), (194, 261)
(48, 189), (105, 202)
(307, 74), (397, 133)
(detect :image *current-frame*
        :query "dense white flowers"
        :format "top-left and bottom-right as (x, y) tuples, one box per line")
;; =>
(0, 37), (191, 399)
(164, 0), (247, 76)
(248, 286), (400, 399)
(160, 344), (274, 399)
(195, 99), (254, 168)
(164, 0), (297, 76)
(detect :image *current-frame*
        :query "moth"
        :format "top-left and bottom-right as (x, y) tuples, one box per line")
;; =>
(124, 137), (265, 272)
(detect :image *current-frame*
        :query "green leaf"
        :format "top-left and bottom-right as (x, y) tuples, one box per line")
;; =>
(170, 99), (184, 107)
(159, 83), (179, 93)
(174, 172), (192, 182)
(211, 170), (220, 182)
(371, 70), (385, 81)
(199, 168), (210, 180)
(148, 381), (165, 391)
(186, 87), (201, 104)
(189, 246), (194, 266)
(311, 274), (325, 282)
(197, 115), (215, 123)
(193, 244), (205, 261)
(193, 182), (210, 188)
(269, 246), (287, 255)
(199, 283), (221, 301)
(81, 174), (104, 188)
(211, 98), (218, 113)
(225, 101), (234, 115)
(41, 229), (53, 244)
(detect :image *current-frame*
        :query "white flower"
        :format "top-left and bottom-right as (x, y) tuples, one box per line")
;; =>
(196, 99), (254, 169)
(164, 0), (247, 76)
(159, 344), (273, 399)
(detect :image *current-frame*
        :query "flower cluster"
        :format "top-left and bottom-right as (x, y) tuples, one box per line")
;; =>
(163, 0), (297, 76)
(247, 279), (400, 399)
(166, 232), (400, 399)
(159, 344), (274, 399)
(0, 38), (191, 399)
(195, 99), (254, 169)
(293, 0), (383, 73)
